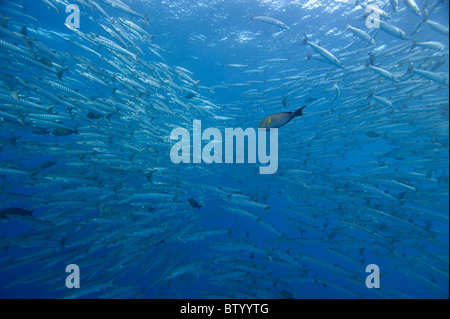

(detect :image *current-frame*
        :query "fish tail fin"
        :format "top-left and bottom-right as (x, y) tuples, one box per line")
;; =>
(18, 115), (24, 125)
(1, 17), (12, 27)
(299, 33), (308, 46)
(406, 62), (415, 76)
(56, 67), (69, 81)
(30, 170), (40, 178)
(11, 90), (20, 101)
(422, 6), (429, 22)
(410, 39), (417, 51)
(366, 52), (376, 67)
(293, 105), (307, 117)
(344, 17), (350, 31)
(24, 38), (38, 50)
(265, 205), (270, 214)
(306, 52), (312, 61)
(20, 25), (28, 36)
(345, 15), (352, 29)
(46, 104), (56, 111)
(421, 0), (430, 18)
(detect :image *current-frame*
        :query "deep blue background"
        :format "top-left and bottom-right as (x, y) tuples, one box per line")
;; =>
(0, 0), (448, 299)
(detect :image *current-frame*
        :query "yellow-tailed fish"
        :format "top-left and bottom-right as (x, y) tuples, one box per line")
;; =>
(259, 105), (307, 129)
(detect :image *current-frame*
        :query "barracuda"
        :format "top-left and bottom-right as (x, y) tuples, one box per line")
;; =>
(0, 39), (34, 58)
(368, 65), (399, 82)
(379, 21), (410, 40)
(300, 34), (345, 69)
(345, 24), (375, 45)
(118, 18), (152, 39)
(46, 80), (89, 99)
(426, 20), (449, 35)
(404, 0), (422, 16)
(9, 52), (67, 80)
(0, 92), (53, 111)
(250, 14), (290, 30)
(407, 63), (449, 86)
(411, 40), (446, 51)
(94, 35), (139, 61)
(100, 0), (147, 20)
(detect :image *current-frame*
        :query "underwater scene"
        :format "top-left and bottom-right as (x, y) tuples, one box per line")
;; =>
(0, 0), (448, 299)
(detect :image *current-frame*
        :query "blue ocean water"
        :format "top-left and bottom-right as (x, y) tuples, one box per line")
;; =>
(0, 0), (448, 299)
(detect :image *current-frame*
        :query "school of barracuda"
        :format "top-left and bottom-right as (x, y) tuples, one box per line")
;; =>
(0, 0), (448, 298)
